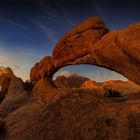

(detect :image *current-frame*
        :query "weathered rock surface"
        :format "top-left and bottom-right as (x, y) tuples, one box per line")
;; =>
(33, 78), (57, 103)
(81, 79), (140, 95)
(30, 56), (55, 81)
(1, 89), (140, 140)
(52, 16), (109, 68)
(0, 67), (15, 102)
(0, 67), (14, 78)
(0, 67), (33, 118)
(0, 77), (32, 118)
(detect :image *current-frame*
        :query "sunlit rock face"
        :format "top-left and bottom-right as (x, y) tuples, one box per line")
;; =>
(81, 80), (101, 90)
(0, 67), (15, 99)
(81, 79), (140, 95)
(52, 16), (109, 69)
(0, 67), (14, 78)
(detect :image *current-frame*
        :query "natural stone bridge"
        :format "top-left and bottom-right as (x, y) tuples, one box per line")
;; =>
(30, 16), (140, 98)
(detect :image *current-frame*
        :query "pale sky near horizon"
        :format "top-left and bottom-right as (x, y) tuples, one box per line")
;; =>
(0, 0), (139, 81)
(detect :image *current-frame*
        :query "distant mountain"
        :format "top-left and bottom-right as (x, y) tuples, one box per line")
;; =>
(54, 74), (89, 88)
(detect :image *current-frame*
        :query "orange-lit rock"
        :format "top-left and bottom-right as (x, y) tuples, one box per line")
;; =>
(81, 80), (101, 90)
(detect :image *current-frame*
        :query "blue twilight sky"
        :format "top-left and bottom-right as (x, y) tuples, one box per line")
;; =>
(0, 0), (140, 81)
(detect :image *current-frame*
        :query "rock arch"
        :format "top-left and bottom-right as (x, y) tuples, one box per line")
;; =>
(30, 16), (140, 93)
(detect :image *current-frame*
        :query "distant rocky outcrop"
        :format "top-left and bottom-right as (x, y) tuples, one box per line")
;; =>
(0, 67), (32, 118)
(54, 74), (89, 88)
(81, 80), (101, 90)
(0, 67), (15, 102)
(53, 75), (140, 98)
(0, 67), (14, 78)
(54, 75), (140, 98)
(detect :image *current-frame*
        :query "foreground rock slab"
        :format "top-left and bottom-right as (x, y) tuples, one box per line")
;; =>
(1, 89), (140, 140)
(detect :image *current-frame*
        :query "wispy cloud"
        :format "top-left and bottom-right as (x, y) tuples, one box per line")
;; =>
(36, 21), (58, 43)
(34, 0), (76, 26)
(0, 17), (27, 28)
(93, 0), (111, 20)
(54, 3), (76, 26)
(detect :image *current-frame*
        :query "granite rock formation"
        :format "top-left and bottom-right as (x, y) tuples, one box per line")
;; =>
(0, 67), (15, 102)
(0, 67), (32, 118)
(30, 16), (140, 102)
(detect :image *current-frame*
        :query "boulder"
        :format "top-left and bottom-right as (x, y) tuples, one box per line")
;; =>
(52, 16), (109, 69)
(0, 77), (31, 118)
(30, 56), (55, 81)
(0, 67), (15, 102)
(81, 80), (101, 90)
(0, 67), (14, 78)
